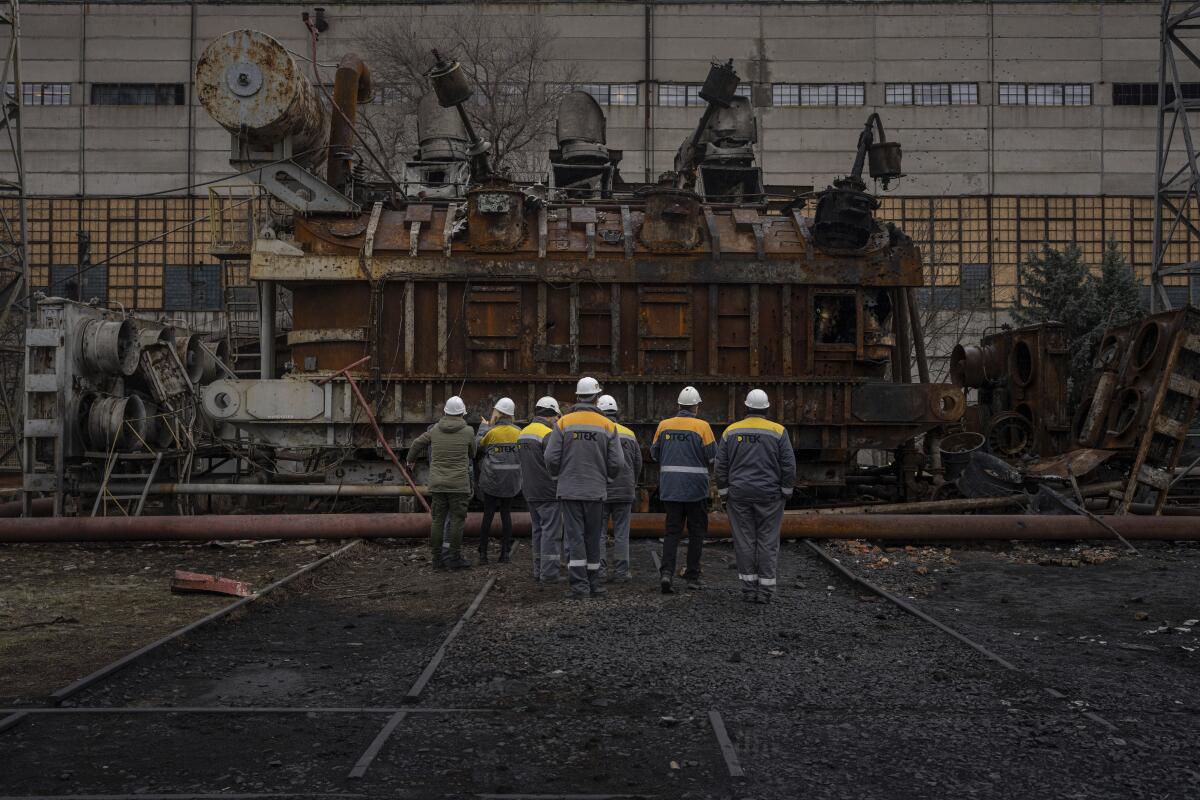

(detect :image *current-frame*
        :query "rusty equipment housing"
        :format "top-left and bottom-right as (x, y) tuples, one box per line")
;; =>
(21, 297), (227, 516)
(11, 33), (967, 518)
(951, 323), (1071, 460)
(194, 37), (964, 505)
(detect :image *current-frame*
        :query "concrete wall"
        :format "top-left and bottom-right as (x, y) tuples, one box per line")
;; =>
(8, 0), (1175, 197)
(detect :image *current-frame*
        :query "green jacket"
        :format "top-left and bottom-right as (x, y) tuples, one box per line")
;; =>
(408, 415), (478, 494)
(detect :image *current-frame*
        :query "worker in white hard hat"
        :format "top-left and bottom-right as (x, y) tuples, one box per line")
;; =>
(518, 395), (563, 583)
(715, 389), (797, 603)
(475, 397), (522, 564)
(596, 394), (642, 582)
(407, 395), (478, 570)
(650, 385), (716, 593)
(545, 376), (625, 599)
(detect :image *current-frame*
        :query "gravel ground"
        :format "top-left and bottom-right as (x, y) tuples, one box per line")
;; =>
(1, 535), (1198, 798)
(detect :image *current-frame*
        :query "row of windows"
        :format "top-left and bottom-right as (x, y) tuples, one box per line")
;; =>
(998, 83), (1091, 107)
(586, 82), (1093, 108)
(14, 80), (1198, 109)
(4, 82), (186, 106)
(1112, 82), (1200, 106)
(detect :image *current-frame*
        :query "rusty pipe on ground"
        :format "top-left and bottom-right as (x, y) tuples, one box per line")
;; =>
(77, 482), (427, 498)
(2, 512), (1200, 544)
(327, 53), (372, 190)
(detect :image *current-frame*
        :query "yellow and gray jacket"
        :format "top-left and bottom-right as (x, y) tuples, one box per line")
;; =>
(544, 403), (625, 502)
(650, 410), (716, 503)
(605, 421), (643, 504)
(715, 414), (797, 502)
(476, 420), (522, 498)
(517, 416), (558, 503)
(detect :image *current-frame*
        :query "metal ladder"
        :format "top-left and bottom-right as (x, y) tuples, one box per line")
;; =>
(1114, 329), (1200, 514)
(90, 451), (164, 517)
(223, 282), (261, 378)
(21, 325), (64, 516)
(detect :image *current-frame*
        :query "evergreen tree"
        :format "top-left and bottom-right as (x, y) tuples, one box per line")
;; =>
(1094, 237), (1144, 330)
(1014, 244), (1101, 411)
(1012, 241), (1145, 412)
(1013, 243), (1099, 335)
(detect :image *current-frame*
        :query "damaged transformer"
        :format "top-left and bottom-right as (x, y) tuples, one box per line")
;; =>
(23, 30), (966, 515)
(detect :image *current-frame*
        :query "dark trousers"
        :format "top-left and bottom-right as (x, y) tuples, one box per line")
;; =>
(479, 493), (514, 556)
(430, 492), (469, 558)
(661, 500), (707, 579)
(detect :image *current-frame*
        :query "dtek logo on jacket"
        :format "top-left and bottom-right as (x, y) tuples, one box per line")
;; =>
(650, 411), (716, 503)
(715, 415), (797, 502)
(572, 431), (598, 441)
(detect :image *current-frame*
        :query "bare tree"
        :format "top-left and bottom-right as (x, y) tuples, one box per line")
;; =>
(357, 6), (580, 180)
(907, 227), (994, 384)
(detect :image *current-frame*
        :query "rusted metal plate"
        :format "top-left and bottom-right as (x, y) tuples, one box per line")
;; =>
(1025, 448), (1117, 480)
(569, 206), (597, 225)
(171, 570), (252, 598)
(405, 204), (433, 223)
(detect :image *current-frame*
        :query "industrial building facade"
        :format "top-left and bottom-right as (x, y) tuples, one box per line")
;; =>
(6, 0), (1192, 311)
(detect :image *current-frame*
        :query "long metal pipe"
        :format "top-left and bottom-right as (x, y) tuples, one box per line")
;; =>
(1, 513), (1198, 543)
(259, 280), (276, 379)
(79, 482), (426, 497)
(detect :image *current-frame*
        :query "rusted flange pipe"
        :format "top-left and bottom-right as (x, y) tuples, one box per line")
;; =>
(327, 53), (372, 190)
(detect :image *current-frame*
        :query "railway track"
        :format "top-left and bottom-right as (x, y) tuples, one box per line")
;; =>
(0, 535), (1194, 798)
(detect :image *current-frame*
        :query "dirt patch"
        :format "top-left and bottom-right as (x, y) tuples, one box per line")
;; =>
(0, 539), (345, 703)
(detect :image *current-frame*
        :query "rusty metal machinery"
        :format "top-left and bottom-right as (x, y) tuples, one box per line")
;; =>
(190, 38), (963, 506)
(951, 323), (1071, 460)
(21, 297), (227, 515)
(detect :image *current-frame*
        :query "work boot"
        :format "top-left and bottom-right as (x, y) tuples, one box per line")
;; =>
(741, 591), (756, 603)
(446, 554), (473, 570)
(478, 550), (489, 565)
(660, 573), (675, 594)
(432, 554), (446, 572)
(563, 589), (588, 600)
(759, 591), (773, 605)
(589, 577), (608, 598)
(498, 550), (511, 564)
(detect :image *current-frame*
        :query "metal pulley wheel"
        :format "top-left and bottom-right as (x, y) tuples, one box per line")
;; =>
(985, 411), (1035, 459)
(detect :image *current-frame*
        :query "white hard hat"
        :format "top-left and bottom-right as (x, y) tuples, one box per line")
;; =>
(444, 395), (467, 415)
(576, 376), (601, 396)
(745, 388), (770, 410)
(677, 386), (702, 406)
(494, 397), (516, 416)
(534, 395), (561, 414)
(597, 394), (618, 413)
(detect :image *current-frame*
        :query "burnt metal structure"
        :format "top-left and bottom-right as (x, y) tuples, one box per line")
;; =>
(26, 30), (968, 515)
(951, 323), (1071, 460)
(1151, 0), (1200, 310)
(0, 1), (27, 477)
(193, 34), (963, 502)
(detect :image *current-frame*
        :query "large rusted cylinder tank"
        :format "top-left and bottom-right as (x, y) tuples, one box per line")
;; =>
(195, 29), (328, 167)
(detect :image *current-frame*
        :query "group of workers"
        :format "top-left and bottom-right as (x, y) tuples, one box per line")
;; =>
(406, 377), (797, 603)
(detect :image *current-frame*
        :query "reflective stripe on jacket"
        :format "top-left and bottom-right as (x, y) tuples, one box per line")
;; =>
(517, 417), (557, 503)
(544, 404), (624, 501)
(476, 420), (522, 498)
(605, 422), (643, 504)
(650, 410), (716, 502)
(715, 414), (797, 502)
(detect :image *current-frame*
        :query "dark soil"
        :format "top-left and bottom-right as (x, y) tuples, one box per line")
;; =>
(1, 535), (1198, 799)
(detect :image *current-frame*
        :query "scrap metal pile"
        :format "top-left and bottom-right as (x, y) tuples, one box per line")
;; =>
(14, 28), (1200, 526)
(947, 308), (1200, 519)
